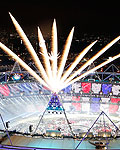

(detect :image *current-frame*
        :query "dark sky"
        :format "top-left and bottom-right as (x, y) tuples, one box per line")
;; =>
(0, 1), (120, 37)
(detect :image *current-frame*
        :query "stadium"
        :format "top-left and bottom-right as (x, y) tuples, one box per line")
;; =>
(0, 62), (120, 149)
(0, 13), (120, 150)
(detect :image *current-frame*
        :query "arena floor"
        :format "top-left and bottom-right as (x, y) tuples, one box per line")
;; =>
(1, 135), (120, 149)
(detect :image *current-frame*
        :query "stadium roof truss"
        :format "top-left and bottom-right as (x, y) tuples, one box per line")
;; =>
(0, 62), (119, 83)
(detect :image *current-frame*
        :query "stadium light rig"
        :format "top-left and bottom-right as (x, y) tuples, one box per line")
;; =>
(0, 12), (120, 94)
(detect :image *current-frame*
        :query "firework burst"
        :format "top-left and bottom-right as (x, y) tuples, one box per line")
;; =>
(0, 13), (120, 93)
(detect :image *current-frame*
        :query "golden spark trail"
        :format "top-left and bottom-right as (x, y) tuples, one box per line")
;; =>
(60, 40), (97, 83)
(0, 42), (49, 88)
(38, 27), (52, 80)
(57, 27), (74, 80)
(63, 53), (120, 89)
(51, 19), (58, 79)
(9, 13), (50, 86)
(64, 36), (120, 84)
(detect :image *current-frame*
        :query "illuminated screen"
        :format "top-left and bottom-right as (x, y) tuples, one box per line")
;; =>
(81, 103), (90, 113)
(101, 98), (110, 103)
(111, 98), (120, 103)
(100, 104), (109, 113)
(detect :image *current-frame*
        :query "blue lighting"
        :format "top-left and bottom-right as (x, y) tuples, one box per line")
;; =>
(47, 94), (63, 111)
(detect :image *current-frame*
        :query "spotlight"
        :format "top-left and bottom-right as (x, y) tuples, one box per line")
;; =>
(110, 92), (112, 96)
(51, 133), (56, 137)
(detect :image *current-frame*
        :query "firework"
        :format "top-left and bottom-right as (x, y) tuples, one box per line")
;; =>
(0, 42), (49, 88)
(0, 13), (120, 93)
(60, 40), (97, 83)
(9, 12), (50, 86)
(61, 53), (120, 90)
(57, 27), (74, 80)
(38, 27), (52, 80)
(64, 36), (120, 84)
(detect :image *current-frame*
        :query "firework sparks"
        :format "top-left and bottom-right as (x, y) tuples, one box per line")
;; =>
(0, 13), (120, 93)
(38, 27), (52, 80)
(60, 40), (97, 83)
(51, 19), (58, 80)
(62, 53), (120, 89)
(0, 42), (49, 88)
(9, 12), (50, 87)
(64, 35), (120, 84)
(57, 27), (74, 80)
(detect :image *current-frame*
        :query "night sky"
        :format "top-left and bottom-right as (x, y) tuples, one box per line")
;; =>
(0, 1), (120, 37)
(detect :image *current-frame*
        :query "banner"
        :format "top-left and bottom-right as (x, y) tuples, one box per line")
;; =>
(72, 96), (80, 101)
(90, 98), (100, 113)
(112, 84), (120, 95)
(81, 82), (91, 93)
(18, 82), (32, 93)
(111, 98), (120, 103)
(102, 84), (112, 94)
(62, 85), (72, 93)
(0, 84), (10, 96)
(92, 83), (101, 94)
(72, 103), (81, 111)
(72, 82), (81, 93)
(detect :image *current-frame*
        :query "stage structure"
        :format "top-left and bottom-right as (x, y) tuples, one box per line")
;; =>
(75, 111), (120, 150)
(33, 93), (74, 137)
(0, 111), (120, 149)
(0, 62), (120, 83)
